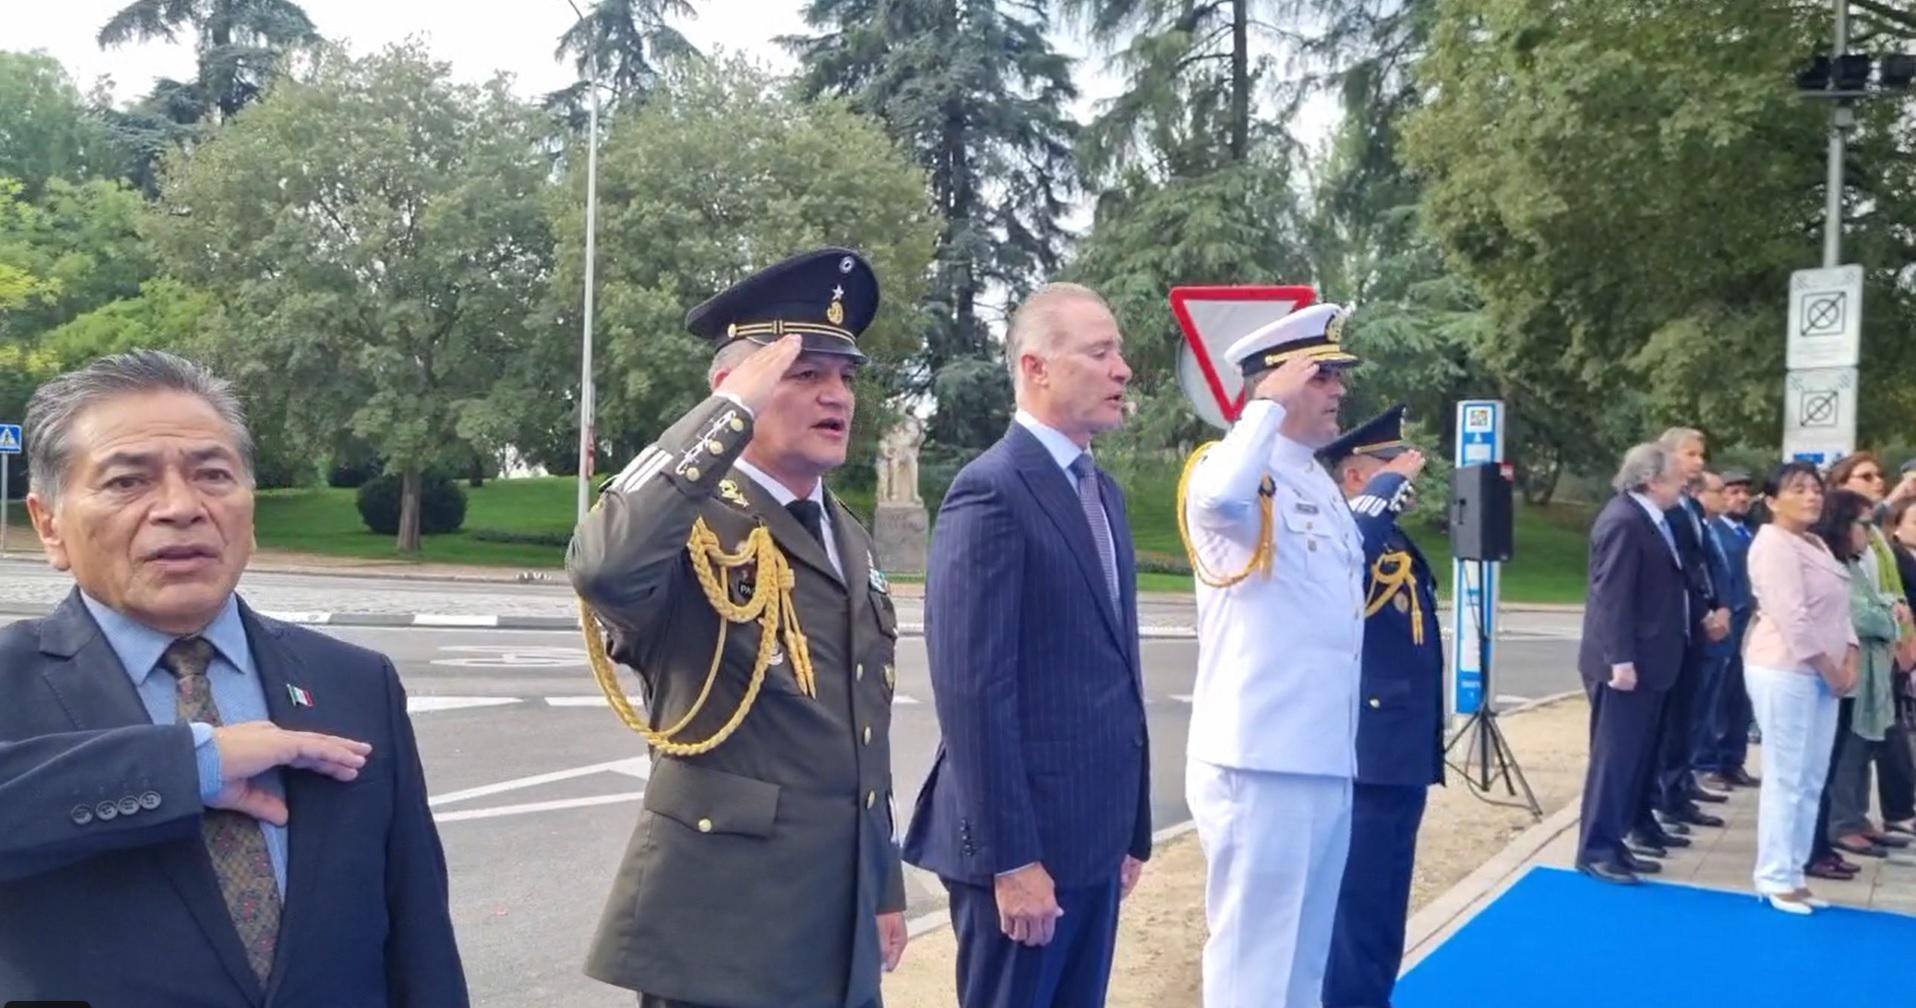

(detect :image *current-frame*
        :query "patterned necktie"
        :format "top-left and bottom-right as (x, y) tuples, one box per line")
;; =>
(786, 499), (825, 545)
(1068, 453), (1121, 611)
(162, 637), (281, 986)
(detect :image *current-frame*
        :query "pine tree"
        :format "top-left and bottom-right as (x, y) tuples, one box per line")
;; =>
(787, 0), (1079, 450)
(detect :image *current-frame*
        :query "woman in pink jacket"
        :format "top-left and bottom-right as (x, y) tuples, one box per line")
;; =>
(1743, 460), (1860, 914)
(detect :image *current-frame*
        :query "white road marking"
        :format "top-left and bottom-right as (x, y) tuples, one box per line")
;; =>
(414, 614), (501, 628)
(545, 695), (615, 707)
(434, 792), (644, 823)
(407, 696), (522, 714)
(431, 644), (588, 668)
(427, 756), (651, 807)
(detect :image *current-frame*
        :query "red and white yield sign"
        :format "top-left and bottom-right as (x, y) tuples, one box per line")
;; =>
(1171, 285), (1317, 429)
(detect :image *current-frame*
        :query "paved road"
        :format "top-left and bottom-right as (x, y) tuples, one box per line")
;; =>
(0, 599), (1581, 1005)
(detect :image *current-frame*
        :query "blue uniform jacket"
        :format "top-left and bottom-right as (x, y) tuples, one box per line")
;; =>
(1347, 472), (1446, 788)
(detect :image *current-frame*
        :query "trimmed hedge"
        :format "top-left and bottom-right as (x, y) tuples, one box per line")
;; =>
(355, 473), (468, 536)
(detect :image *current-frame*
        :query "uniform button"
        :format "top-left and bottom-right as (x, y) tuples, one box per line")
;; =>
(685, 466), (702, 481)
(697, 818), (714, 833)
(140, 791), (163, 811)
(706, 439), (724, 455)
(862, 726), (872, 745)
(70, 805), (94, 826)
(1368, 698), (1382, 709)
(95, 800), (119, 822)
(855, 663), (865, 681)
(866, 790), (876, 808)
(729, 416), (746, 432)
(118, 796), (141, 817)
(1308, 541), (1318, 552)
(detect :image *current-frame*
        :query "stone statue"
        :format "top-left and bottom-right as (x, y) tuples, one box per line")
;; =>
(876, 415), (924, 505)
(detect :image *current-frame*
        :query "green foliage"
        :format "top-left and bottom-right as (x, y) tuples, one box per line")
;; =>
(355, 472), (467, 536)
(1405, 0), (1916, 465)
(0, 53), (129, 192)
(149, 42), (557, 550)
(35, 278), (212, 364)
(558, 56), (939, 469)
(0, 176), (155, 347)
(548, 0), (699, 121)
(788, 0), (1079, 450)
(0, 343), (63, 497)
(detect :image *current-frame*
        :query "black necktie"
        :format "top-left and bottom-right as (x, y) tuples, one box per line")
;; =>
(787, 499), (825, 545)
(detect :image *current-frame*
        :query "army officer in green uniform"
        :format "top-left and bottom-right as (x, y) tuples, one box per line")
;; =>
(568, 247), (909, 1008)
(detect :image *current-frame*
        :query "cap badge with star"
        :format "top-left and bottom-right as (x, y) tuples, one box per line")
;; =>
(686, 247), (879, 363)
(1223, 302), (1362, 379)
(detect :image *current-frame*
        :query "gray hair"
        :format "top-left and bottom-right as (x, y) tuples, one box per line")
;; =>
(25, 349), (255, 506)
(1004, 282), (1110, 391)
(1612, 442), (1676, 494)
(1658, 426), (1704, 451)
(706, 340), (758, 386)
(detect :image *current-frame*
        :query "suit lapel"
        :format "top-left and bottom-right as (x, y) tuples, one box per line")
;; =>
(1007, 426), (1125, 648)
(1627, 497), (1681, 571)
(238, 603), (338, 999)
(37, 591), (264, 1003)
(735, 469), (845, 589)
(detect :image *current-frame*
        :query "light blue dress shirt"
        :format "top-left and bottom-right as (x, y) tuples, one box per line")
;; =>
(1014, 409), (1118, 550)
(81, 592), (289, 895)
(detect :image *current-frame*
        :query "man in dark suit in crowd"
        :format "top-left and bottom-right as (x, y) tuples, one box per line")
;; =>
(905, 282), (1151, 1008)
(1698, 470), (1759, 791)
(1577, 441), (1692, 884)
(1646, 428), (1731, 840)
(1319, 406), (1445, 1008)
(569, 248), (908, 1008)
(0, 350), (467, 1006)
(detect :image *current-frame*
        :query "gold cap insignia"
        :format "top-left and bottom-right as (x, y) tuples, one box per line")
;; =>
(1325, 311), (1347, 344)
(827, 300), (845, 325)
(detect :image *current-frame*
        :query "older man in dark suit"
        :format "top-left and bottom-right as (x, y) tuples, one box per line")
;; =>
(0, 350), (466, 1006)
(1577, 441), (1692, 884)
(905, 282), (1151, 1008)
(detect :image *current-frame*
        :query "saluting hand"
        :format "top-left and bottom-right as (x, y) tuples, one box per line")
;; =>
(715, 333), (804, 417)
(1383, 450), (1426, 482)
(1251, 354), (1320, 412)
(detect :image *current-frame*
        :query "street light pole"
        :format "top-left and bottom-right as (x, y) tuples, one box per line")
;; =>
(569, 0), (600, 524)
(1824, 0), (1849, 268)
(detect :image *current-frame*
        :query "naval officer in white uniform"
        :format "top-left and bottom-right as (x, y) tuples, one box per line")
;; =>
(1179, 303), (1366, 1008)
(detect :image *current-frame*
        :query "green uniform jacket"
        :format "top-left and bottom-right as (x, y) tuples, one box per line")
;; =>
(568, 393), (906, 1008)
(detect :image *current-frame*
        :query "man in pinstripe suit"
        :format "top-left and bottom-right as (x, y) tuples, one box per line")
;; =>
(904, 282), (1152, 1008)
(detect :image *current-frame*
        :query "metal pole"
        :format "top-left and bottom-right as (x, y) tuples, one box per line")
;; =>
(573, 1), (600, 524)
(1, 462), (9, 558)
(1824, 0), (1849, 268)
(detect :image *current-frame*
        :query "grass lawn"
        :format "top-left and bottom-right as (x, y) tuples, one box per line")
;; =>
(5, 470), (1596, 604)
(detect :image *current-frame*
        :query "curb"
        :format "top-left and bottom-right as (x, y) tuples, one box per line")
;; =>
(1401, 687), (1585, 974)
(902, 818), (1199, 940)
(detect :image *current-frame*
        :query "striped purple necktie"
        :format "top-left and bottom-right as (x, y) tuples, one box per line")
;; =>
(1068, 453), (1121, 611)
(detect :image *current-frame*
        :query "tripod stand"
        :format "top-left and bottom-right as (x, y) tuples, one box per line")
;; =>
(1443, 557), (1542, 819)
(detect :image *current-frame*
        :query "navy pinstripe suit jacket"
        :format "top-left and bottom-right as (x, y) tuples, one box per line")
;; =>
(903, 423), (1153, 889)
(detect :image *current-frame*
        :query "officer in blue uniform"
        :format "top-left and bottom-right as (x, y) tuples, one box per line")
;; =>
(1319, 404), (1446, 1008)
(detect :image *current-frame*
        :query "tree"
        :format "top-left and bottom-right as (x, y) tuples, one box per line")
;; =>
(149, 43), (557, 553)
(0, 53), (129, 193)
(547, 0), (699, 123)
(0, 176), (155, 348)
(96, 0), (320, 194)
(1404, 0), (1916, 460)
(98, 0), (320, 121)
(788, 0), (1078, 450)
(551, 56), (938, 476)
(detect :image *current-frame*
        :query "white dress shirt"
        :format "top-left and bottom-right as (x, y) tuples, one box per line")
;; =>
(1182, 398), (1365, 777)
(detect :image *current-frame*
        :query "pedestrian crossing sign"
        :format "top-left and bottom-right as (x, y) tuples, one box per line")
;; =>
(0, 424), (20, 454)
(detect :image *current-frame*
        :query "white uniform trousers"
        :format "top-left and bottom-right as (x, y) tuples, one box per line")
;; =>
(1188, 758), (1353, 1008)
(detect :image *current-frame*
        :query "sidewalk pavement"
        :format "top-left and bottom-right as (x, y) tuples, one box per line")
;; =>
(1404, 756), (1916, 973)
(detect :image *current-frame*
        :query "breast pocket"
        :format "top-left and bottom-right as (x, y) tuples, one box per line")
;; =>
(1281, 504), (1334, 574)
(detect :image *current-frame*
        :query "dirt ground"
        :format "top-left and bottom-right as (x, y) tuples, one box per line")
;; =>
(880, 693), (1591, 1007)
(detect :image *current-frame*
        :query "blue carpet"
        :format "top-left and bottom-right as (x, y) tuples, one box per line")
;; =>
(1396, 865), (1916, 1007)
